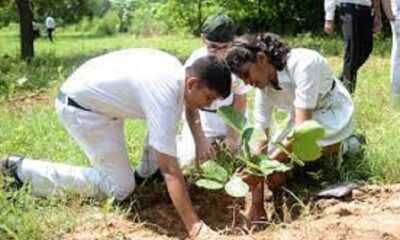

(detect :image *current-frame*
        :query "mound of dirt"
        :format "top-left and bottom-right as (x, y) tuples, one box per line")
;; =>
(63, 184), (400, 240)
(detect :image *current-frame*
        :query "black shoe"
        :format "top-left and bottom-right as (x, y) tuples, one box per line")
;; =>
(0, 155), (24, 189)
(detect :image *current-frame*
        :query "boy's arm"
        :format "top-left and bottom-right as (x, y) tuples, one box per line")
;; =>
(382, 0), (396, 20)
(156, 151), (203, 238)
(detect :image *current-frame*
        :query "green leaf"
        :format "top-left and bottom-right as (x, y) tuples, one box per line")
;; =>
(224, 177), (249, 197)
(245, 155), (292, 176)
(195, 179), (224, 190)
(200, 161), (228, 182)
(288, 120), (325, 162)
(258, 159), (292, 175)
(217, 106), (247, 133)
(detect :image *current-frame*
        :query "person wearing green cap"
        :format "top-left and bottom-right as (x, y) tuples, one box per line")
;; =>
(178, 13), (252, 168)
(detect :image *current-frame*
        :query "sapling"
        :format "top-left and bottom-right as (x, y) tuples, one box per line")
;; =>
(195, 106), (325, 197)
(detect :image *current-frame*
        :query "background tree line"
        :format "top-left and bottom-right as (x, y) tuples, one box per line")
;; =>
(0, 0), (390, 59)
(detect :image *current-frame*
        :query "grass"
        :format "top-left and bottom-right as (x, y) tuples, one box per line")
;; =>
(0, 25), (399, 239)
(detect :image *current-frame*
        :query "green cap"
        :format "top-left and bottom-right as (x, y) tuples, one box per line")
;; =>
(202, 13), (236, 43)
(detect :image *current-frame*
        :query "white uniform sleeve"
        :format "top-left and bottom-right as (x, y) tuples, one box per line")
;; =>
(325, 0), (337, 20)
(144, 103), (180, 157)
(254, 89), (274, 129)
(292, 59), (322, 109)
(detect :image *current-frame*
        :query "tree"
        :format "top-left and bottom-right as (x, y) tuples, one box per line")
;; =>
(16, 0), (34, 59)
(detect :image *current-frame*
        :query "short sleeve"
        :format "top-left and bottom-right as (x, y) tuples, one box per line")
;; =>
(324, 0), (337, 20)
(292, 59), (322, 109)
(144, 103), (181, 157)
(253, 89), (274, 129)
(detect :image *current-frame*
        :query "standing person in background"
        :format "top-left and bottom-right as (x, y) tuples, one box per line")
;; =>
(382, 0), (400, 104)
(32, 20), (40, 40)
(178, 13), (251, 168)
(324, 0), (382, 93)
(45, 15), (56, 42)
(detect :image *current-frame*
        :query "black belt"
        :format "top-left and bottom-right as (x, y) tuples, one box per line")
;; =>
(340, 3), (371, 11)
(57, 91), (91, 111)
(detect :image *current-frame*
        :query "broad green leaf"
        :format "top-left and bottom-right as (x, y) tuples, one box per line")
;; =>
(195, 179), (224, 190)
(258, 159), (292, 175)
(200, 161), (228, 182)
(245, 156), (292, 176)
(224, 177), (249, 197)
(288, 120), (325, 161)
(217, 106), (247, 133)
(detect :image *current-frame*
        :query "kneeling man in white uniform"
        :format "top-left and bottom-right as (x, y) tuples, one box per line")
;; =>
(1, 48), (231, 239)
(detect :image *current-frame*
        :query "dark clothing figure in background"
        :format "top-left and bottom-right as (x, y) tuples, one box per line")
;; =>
(324, 0), (382, 93)
(32, 21), (40, 40)
(45, 16), (56, 42)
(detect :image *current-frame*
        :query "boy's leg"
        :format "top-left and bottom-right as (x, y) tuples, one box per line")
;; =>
(9, 99), (136, 200)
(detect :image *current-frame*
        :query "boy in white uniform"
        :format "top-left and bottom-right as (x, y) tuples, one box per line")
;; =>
(226, 33), (364, 224)
(383, 0), (400, 103)
(178, 14), (251, 167)
(1, 48), (231, 239)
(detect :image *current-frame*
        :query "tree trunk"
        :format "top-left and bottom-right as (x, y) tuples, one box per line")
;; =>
(16, 0), (34, 59)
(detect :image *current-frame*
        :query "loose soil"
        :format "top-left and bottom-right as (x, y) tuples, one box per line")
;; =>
(63, 184), (400, 240)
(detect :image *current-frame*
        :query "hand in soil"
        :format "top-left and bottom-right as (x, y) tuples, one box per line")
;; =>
(190, 222), (219, 240)
(266, 172), (288, 189)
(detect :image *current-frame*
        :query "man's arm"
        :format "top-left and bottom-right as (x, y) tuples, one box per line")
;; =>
(382, 0), (395, 21)
(185, 108), (215, 164)
(324, 0), (337, 34)
(373, 0), (383, 33)
(156, 151), (202, 238)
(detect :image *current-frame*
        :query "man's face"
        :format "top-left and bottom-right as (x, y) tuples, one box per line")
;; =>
(236, 53), (276, 89)
(184, 78), (220, 110)
(204, 39), (232, 57)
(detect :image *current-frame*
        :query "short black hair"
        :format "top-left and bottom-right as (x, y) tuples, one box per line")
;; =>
(186, 55), (231, 99)
(226, 33), (291, 76)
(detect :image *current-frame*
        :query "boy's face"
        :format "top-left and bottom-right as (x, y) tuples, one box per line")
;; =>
(203, 38), (232, 57)
(184, 77), (219, 110)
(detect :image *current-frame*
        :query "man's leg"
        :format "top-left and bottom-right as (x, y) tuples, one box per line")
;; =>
(6, 100), (136, 201)
(391, 20), (400, 103)
(340, 7), (359, 93)
(356, 9), (374, 70)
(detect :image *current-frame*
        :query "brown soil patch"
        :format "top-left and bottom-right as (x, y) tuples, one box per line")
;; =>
(0, 90), (54, 112)
(62, 184), (400, 240)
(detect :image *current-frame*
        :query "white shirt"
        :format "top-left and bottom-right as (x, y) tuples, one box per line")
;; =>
(46, 16), (56, 29)
(391, 0), (400, 17)
(254, 48), (354, 147)
(184, 47), (252, 137)
(61, 48), (185, 157)
(254, 48), (339, 129)
(324, 0), (372, 20)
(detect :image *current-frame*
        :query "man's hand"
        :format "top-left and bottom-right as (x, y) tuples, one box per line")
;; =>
(190, 221), (219, 240)
(156, 151), (201, 237)
(238, 172), (264, 190)
(324, 20), (335, 35)
(195, 136), (215, 165)
(373, 15), (382, 33)
(266, 172), (288, 189)
(252, 140), (268, 155)
(224, 135), (237, 153)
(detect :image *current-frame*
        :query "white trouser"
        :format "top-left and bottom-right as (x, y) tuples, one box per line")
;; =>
(391, 19), (400, 103)
(16, 100), (137, 200)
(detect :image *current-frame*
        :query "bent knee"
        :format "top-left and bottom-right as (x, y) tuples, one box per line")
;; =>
(108, 175), (136, 201)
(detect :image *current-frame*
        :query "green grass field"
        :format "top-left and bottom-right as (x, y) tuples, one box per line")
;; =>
(0, 26), (399, 239)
